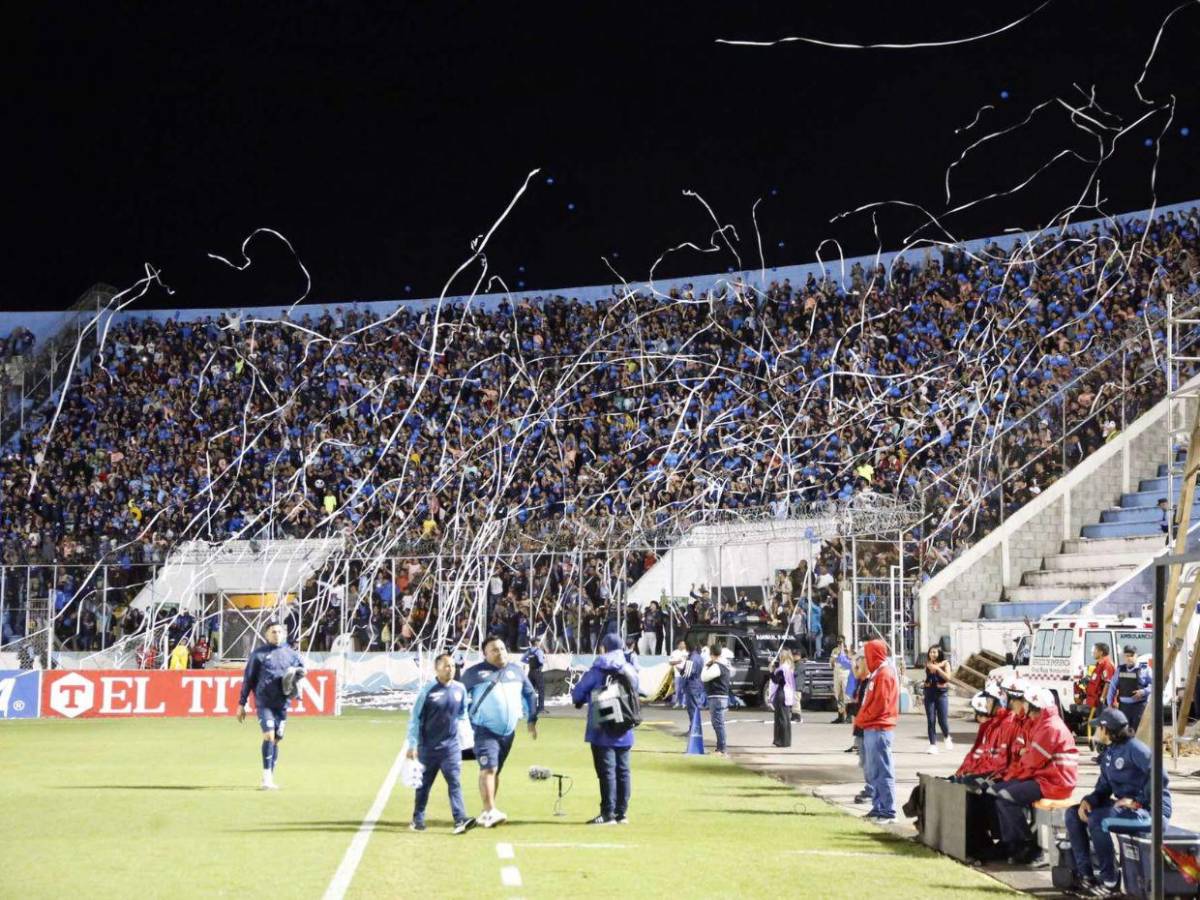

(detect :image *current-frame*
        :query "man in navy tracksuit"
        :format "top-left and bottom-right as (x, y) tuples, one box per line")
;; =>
(1066, 708), (1171, 896)
(462, 635), (539, 827)
(406, 652), (476, 834)
(680, 642), (706, 722)
(237, 621), (305, 790)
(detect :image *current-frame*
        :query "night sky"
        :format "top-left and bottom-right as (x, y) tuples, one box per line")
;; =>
(5, 1), (1199, 311)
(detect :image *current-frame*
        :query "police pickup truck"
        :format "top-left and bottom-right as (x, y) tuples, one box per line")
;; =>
(682, 622), (808, 707)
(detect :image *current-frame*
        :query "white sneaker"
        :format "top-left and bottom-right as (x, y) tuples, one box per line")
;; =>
(489, 808), (508, 827)
(926, 745), (938, 755)
(260, 772), (279, 790)
(944, 737), (954, 750)
(477, 809), (495, 828)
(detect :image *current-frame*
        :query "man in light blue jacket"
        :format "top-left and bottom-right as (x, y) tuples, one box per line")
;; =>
(462, 635), (539, 828)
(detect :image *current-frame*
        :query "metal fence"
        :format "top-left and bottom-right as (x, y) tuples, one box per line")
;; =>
(0, 540), (845, 666)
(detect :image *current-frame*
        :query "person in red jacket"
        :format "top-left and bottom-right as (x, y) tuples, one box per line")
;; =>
(990, 686), (1079, 865)
(854, 638), (899, 823)
(952, 684), (1008, 783)
(1084, 642), (1115, 741)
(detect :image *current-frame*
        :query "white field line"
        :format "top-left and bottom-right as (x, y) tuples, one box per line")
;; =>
(322, 749), (406, 900)
(500, 866), (523, 887)
(496, 842), (515, 859)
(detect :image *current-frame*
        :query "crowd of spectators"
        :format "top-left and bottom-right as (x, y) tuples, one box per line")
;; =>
(1, 208), (1198, 653)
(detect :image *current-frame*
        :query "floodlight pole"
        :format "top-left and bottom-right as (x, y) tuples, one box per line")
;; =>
(1153, 560), (1165, 900)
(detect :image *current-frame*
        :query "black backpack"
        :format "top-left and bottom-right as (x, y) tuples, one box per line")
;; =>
(591, 669), (642, 736)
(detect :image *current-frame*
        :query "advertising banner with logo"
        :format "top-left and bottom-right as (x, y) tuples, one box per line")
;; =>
(40, 669), (338, 719)
(0, 670), (42, 719)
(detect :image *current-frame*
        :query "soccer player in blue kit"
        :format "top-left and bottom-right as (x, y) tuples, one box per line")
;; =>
(406, 652), (476, 834)
(237, 621), (305, 790)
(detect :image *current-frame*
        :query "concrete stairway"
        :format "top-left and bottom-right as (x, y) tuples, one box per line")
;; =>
(985, 454), (1185, 619)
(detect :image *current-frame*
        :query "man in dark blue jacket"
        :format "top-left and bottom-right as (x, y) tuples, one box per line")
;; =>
(406, 652), (475, 834)
(571, 633), (639, 824)
(237, 621), (305, 790)
(1065, 708), (1171, 896)
(521, 637), (547, 715)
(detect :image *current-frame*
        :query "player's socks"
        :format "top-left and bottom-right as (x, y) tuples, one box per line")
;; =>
(262, 740), (273, 770)
(271, 742), (280, 771)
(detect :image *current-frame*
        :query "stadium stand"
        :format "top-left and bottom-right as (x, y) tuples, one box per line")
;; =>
(1, 206), (1198, 654)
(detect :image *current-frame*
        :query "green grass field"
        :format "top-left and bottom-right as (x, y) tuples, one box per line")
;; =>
(0, 710), (1015, 899)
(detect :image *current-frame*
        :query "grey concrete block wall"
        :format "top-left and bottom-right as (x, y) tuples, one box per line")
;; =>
(925, 404), (1184, 643)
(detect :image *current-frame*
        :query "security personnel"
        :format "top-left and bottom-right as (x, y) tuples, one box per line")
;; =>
(1065, 708), (1171, 897)
(1106, 645), (1152, 732)
(407, 652), (475, 834)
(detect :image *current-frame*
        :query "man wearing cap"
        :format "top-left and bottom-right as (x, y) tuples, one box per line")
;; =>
(990, 686), (1078, 865)
(1106, 645), (1152, 732)
(1065, 707), (1171, 897)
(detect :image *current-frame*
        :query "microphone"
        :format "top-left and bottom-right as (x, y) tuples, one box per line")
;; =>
(528, 765), (552, 781)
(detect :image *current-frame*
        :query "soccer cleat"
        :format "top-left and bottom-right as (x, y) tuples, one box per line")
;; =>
(260, 773), (279, 790)
(586, 815), (616, 825)
(409, 821), (426, 832)
(615, 815), (629, 825)
(452, 818), (475, 835)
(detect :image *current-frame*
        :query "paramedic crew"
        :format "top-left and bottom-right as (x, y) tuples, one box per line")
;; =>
(406, 652), (476, 834)
(462, 635), (539, 828)
(236, 622), (305, 791)
(1106, 645), (1152, 732)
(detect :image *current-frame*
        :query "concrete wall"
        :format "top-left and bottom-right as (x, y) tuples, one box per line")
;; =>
(920, 388), (1195, 645)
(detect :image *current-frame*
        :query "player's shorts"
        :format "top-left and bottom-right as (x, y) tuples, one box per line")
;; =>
(256, 705), (288, 738)
(473, 726), (514, 772)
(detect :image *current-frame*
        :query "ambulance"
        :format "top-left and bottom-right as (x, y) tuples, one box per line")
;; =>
(991, 603), (1194, 733)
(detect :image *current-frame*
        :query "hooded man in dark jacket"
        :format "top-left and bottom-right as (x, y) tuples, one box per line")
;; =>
(571, 633), (640, 825)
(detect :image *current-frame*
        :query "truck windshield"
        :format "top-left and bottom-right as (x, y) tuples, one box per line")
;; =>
(1032, 629), (1053, 658)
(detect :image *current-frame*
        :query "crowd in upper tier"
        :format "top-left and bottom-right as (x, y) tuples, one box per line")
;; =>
(0, 209), (1197, 587)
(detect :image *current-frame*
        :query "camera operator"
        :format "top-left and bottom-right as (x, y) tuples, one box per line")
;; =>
(571, 633), (640, 825)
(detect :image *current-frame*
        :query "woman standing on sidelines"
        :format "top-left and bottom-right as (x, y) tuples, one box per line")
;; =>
(768, 649), (796, 748)
(923, 645), (953, 754)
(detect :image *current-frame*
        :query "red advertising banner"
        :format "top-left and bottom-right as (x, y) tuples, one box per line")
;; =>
(40, 669), (338, 719)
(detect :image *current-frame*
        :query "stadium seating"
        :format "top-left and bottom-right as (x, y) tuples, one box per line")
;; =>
(1, 207), (1198, 652)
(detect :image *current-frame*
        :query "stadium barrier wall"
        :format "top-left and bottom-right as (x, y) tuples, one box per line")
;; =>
(0, 668), (338, 720)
